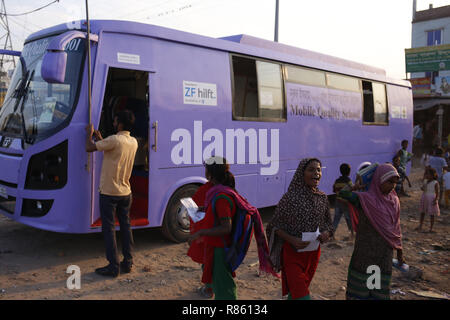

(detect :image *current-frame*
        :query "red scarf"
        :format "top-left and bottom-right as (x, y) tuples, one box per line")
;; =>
(203, 185), (279, 280)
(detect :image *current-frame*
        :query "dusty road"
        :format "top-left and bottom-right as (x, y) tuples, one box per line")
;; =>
(0, 162), (449, 300)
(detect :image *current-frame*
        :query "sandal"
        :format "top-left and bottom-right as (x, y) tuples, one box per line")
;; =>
(197, 285), (214, 299)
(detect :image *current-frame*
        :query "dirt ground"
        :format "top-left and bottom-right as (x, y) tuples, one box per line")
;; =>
(0, 159), (449, 300)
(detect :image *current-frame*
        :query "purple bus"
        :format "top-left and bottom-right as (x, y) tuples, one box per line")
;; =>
(0, 20), (412, 242)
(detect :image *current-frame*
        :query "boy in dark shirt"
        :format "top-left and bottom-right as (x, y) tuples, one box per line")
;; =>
(397, 139), (413, 171)
(332, 163), (354, 240)
(393, 155), (412, 197)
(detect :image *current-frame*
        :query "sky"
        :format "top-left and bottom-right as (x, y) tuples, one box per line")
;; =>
(2, 0), (450, 79)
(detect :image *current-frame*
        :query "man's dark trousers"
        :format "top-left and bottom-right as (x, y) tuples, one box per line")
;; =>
(99, 194), (134, 270)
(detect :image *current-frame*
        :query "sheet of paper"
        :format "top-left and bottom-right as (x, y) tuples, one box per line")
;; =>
(297, 227), (320, 252)
(180, 197), (205, 223)
(39, 97), (57, 124)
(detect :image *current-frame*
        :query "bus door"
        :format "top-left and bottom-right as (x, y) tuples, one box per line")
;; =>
(91, 66), (150, 228)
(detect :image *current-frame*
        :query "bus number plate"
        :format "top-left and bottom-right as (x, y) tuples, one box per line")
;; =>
(0, 186), (7, 199)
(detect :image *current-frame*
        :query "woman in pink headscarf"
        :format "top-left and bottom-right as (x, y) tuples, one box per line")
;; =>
(339, 163), (405, 300)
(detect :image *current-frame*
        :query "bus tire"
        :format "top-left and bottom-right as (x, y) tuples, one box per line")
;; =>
(161, 184), (200, 243)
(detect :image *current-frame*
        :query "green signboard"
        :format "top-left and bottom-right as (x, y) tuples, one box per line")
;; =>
(405, 44), (450, 73)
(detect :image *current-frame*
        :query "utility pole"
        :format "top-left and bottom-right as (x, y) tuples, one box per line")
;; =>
(274, 0), (279, 42)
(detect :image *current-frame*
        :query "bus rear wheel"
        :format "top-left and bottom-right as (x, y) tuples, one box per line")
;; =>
(161, 184), (200, 243)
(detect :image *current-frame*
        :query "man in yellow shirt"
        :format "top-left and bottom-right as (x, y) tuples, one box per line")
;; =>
(86, 110), (138, 277)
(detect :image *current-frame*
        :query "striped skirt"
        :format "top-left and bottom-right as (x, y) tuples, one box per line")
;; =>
(346, 267), (391, 300)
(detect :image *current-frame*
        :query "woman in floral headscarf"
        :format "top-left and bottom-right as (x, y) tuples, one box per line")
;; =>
(266, 158), (334, 300)
(339, 163), (405, 300)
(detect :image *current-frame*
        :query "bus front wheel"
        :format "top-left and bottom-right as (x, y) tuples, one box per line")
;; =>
(161, 184), (200, 243)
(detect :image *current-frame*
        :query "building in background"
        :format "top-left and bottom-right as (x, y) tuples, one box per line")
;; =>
(406, 1), (450, 152)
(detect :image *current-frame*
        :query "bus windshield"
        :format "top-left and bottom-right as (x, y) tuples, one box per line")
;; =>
(0, 36), (85, 144)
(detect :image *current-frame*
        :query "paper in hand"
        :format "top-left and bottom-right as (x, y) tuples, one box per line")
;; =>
(180, 197), (205, 223)
(297, 227), (320, 252)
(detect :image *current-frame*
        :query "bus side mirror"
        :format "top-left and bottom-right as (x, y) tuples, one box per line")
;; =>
(40, 30), (98, 84)
(41, 51), (67, 83)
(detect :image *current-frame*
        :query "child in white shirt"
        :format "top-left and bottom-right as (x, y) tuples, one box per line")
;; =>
(416, 167), (440, 233)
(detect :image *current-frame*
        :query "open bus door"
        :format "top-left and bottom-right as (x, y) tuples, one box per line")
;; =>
(91, 66), (150, 229)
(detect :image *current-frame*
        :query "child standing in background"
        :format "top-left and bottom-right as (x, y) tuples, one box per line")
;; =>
(396, 140), (412, 196)
(332, 163), (354, 240)
(416, 167), (440, 233)
(393, 155), (412, 197)
(397, 140), (413, 171)
(429, 147), (449, 205)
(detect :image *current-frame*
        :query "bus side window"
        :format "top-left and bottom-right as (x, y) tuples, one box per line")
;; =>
(232, 56), (258, 118)
(362, 80), (388, 125)
(232, 56), (285, 121)
(285, 65), (326, 87)
(326, 73), (360, 92)
(372, 82), (388, 124)
(256, 61), (284, 119)
(362, 81), (374, 123)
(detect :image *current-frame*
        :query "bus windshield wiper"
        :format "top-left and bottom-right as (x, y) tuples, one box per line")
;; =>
(4, 55), (36, 144)
(29, 90), (38, 139)
(19, 70), (35, 144)
(12, 57), (29, 105)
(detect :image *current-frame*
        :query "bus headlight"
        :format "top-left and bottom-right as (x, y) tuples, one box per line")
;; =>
(21, 199), (54, 217)
(25, 140), (68, 190)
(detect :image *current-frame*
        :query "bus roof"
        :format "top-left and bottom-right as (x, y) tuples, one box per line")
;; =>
(26, 20), (410, 88)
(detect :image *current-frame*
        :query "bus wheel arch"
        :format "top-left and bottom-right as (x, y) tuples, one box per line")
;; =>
(161, 183), (202, 243)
